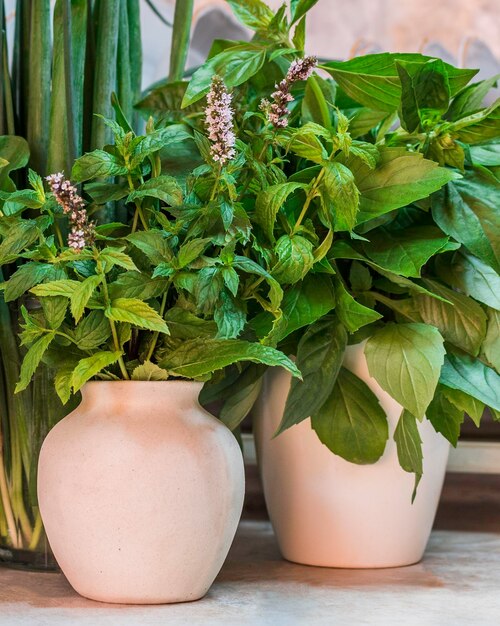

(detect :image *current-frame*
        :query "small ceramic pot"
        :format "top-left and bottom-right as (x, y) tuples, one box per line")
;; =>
(254, 342), (449, 568)
(38, 380), (244, 604)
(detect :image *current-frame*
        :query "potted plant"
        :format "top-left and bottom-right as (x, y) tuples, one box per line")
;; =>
(0, 0), (143, 567)
(159, 0), (499, 568)
(1, 78), (305, 602)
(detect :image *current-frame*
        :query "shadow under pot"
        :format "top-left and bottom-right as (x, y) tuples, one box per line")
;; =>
(37, 380), (245, 604)
(254, 341), (449, 569)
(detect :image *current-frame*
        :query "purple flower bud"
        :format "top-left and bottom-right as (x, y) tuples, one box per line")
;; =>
(205, 76), (236, 166)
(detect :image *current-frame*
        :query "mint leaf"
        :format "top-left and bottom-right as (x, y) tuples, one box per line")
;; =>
(106, 298), (170, 334)
(15, 332), (55, 392)
(71, 351), (123, 392)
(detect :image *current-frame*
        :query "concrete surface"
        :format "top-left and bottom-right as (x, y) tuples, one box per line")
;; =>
(1, 521), (500, 625)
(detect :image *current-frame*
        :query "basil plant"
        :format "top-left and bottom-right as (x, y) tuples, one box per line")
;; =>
(143, 0), (498, 491)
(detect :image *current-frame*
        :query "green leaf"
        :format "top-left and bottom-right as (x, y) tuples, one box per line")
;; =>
(365, 323), (446, 419)
(55, 362), (78, 405)
(0, 136), (30, 192)
(99, 248), (138, 272)
(333, 278), (382, 332)
(194, 267), (223, 315)
(127, 230), (173, 264)
(436, 251), (500, 310)
(483, 308), (500, 372)
(321, 161), (359, 231)
(290, 0), (319, 23)
(71, 150), (128, 182)
(440, 353), (500, 411)
(108, 272), (169, 300)
(453, 102), (500, 145)
(396, 59), (450, 132)
(441, 386), (485, 427)
(447, 74), (499, 120)
(164, 308), (217, 339)
(363, 226), (451, 277)
(351, 148), (459, 224)
(279, 317), (346, 433)
(233, 256), (283, 312)
(0, 220), (43, 265)
(254, 182), (306, 242)
(432, 172), (500, 274)
(272, 234), (315, 284)
(129, 126), (192, 168)
(287, 129), (327, 164)
(3, 263), (60, 302)
(127, 175), (183, 206)
(131, 361), (169, 381)
(159, 338), (301, 379)
(106, 298), (170, 333)
(31, 279), (79, 298)
(214, 290), (246, 339)
(225, 0), (274, 29)
(415, 279), (487, 356)
(74, 311), (112, 350)
(41, 296), (68, 330)
(426, 387), (464, 447)
(393, 409), (423, 502)
(71, 351), (123, 392)
(280, 274), (336, 338)
(15, 332), (55, 392)
(469, 142), (500, 167)
(323, 53), (476, 112)
(70, 275), (102, 323)
(311, 366), (388, 464)
(218, 364), (265, 430)
(182, 45), (266, 107)
(177, 238), (211, 268)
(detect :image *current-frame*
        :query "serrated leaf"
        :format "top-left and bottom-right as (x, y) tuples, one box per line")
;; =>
(226, 0), (274, 29)
(127, 175), (183, 206)
(71, 351), (123, 392)
(106, 298), (170, 334)
(132, 361), (169, 381)
(4, 263), (61, 302)
(31, 279), (78, 298)
(278, 317), (346, 433)
(177, 238), (211, 268)
(70, 275), (102, 322)
(311, 366), (388, 464)
(159, 338), (301, 379)
(272, 234), (315, 284)
(71, 150), (128, 182)
(74, 310), (112, 350)
(15, 333), (55, 392)
(321, 161), (359, 231)
(127, 230), (173, 264)
(108, 272), (169, 300)
(393, 409), (423, 502)
(365, 323), (446, 419)
(99, 248), (138, 272)
(290, 0), (320, 23)
(254, 182), (306, 242)
(214, 290), (246, 339)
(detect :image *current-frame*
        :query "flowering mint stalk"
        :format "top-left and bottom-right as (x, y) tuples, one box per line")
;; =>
(46, 173), (95, 250)
(205, 75), (236, 166)
(260, 56), (318, 128)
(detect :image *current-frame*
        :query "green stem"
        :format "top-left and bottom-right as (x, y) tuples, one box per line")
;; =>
(292, 168), (325, 234)
(145, 287), (169, 362)
(96, 254), (130, 380)
(0, 442), (20, 549)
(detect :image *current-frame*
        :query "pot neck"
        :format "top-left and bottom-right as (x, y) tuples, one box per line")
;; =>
(79, 380), (204, 412)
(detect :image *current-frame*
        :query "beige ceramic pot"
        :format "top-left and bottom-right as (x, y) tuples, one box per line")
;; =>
(38, 380), (244, 604)
(254, 341), (450, 569)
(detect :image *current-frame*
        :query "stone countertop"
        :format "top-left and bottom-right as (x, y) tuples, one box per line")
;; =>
(1, 521), (499, 626)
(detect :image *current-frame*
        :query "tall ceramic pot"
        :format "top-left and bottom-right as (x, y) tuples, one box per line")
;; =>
(38, 381), (244, 604)
(254, 342), (449, 569)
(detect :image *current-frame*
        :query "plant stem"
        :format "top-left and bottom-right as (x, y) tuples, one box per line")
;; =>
(96, 253), (130, 380)
(28, 511), (43, 551)
(292, 168), (325, 234)
(145, 286), (169, 362)
(0, 440), (20, 549)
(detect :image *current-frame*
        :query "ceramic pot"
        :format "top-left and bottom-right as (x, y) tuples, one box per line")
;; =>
(38, 381), (244, 604)
(254, 342), (449, 569)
